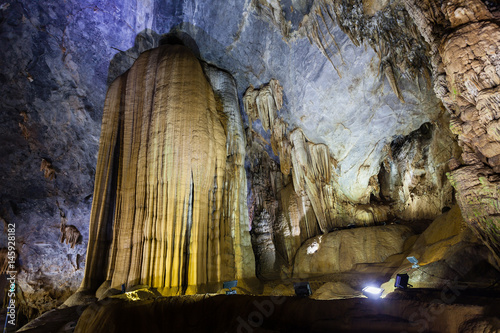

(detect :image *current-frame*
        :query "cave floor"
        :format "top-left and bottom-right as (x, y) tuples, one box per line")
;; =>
(14, 286), (500, 333)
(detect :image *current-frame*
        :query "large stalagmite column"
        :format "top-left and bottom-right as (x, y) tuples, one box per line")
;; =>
(81, 43), (255, 296)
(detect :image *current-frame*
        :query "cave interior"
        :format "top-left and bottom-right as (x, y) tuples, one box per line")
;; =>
(2, 0), (500, 332)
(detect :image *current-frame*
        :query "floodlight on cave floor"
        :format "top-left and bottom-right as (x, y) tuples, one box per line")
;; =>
(395, 273), (411, 289)
(362, 286), (384, 299)
(223, 280), (237, 295)
(406, 256), (420, 269)
(294, 282), (312, 297)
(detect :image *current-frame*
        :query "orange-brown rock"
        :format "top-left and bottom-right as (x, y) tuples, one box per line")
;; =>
(81, 44), (254, 296)
(403, 0), (500, 264)
(40, 158), (55, 180)
(293, 225), (414, 278)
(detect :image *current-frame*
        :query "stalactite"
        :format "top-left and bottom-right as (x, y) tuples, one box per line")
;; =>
(60, 225), (82, 249)
(244, 80), (339, 234)
(299, 0), (431, 101)
(243, 86), (259, 131)
(256, 85), (277, 132)
(381, 59), (405, 103)
(243, 79), (291, 174)
(271, 118), (292, 175)
(269, 78), (283, 110)
(81, 44), (254, 296)
(252, 0), (290, 37)
(290, 129), (332, 233)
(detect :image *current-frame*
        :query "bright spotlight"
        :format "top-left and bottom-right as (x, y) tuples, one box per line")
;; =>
(362, 286), (384, 299)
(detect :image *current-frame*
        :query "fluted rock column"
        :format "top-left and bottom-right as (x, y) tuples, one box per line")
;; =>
(403, 0), (500, 264)
(81, 43), (254, 295)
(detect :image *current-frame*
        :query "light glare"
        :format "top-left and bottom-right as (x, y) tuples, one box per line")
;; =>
(362, 286), (384, 298)
(307, 242), (319, 254)
(363, 287), (383, 295)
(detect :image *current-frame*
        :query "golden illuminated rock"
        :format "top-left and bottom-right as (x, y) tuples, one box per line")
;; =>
(290, 129), (332, 233)
(81, 44), (254, 296)
(379, 206), (499, 291)
(379, 122), (459, 221)
(244, 81), (337, 237)
(403, 0), (500, 264)
(293, 225), (414, 277)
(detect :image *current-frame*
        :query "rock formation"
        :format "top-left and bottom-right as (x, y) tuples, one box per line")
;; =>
(402, 0), (500, 265)
(293, 225), (414, 277)
(378, 205), (500, 293)
(60, 225), (82, 249)
(245, 78), (457, 279)
(244, 81), (336, 236)
(296, 0), (431, 101)
(3, 0), (500, 326)
(81, 43), (254, 296)
(40, 159), (55, 181)
(379, 121), (460, 220)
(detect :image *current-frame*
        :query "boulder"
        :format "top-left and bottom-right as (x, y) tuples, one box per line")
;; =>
(293, 225), (414, 278)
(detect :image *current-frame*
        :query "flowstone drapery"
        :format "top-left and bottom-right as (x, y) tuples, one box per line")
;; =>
(81, 43), (254, 296)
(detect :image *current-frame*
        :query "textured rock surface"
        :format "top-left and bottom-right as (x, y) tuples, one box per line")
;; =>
(246, 82), (458, 279)
(402, 0), (500, 265)
(82, 43), (254, 296)
(379, 206), (500, 292)
(379, 121), (460, 220)
(1, 0), (497, 319)
(293, 225), (413, 278)
(0, 0), (166, 316)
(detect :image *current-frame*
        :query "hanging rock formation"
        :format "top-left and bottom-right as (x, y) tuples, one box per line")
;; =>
(283, 0), (431, 101)
(81, 43), (254, 296)
(402, 0), (500, 264)
(244, 77), (458, 279)
(244, 81), (336, 234)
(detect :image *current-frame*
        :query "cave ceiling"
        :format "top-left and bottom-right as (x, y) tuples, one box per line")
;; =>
(1, 0), (442, 205)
